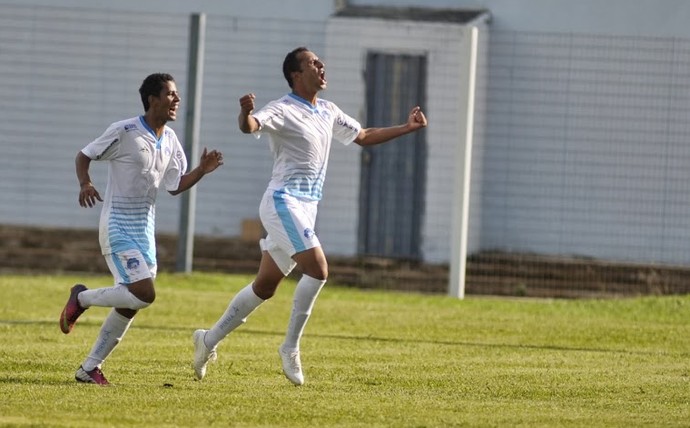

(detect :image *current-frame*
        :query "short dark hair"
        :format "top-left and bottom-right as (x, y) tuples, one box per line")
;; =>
(283, 47), (309, 88)
(139, 73), (175, 111)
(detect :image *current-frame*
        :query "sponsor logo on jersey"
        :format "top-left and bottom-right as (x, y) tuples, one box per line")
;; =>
(303, 228), (315, 239)
(124, 124), (138, 132)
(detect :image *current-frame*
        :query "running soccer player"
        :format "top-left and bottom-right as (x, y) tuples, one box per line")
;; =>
(59, 73), (223, 385)
(192, 47), (427, 385)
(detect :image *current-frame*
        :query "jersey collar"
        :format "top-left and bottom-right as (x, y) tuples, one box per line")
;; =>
(288, 93), (319, 113)
(139, 115), (164, 149)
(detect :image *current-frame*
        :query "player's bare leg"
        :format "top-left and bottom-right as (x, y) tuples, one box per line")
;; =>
(278, 247), (328, 385)
(193, 252), (280, 380)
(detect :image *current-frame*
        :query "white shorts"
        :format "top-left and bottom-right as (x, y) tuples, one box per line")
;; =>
(105, 249), (157, 285)
(259, 190), (321, 275)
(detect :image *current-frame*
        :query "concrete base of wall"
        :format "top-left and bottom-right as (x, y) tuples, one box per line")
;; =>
(2, 225), (687, 297)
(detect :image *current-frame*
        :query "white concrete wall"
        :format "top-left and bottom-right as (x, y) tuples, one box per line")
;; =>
(323, 17), (475, 262)
(350, 0), (690, 37)
(0, 4), (190, 231)
(4, 0), (690, 267)
(0, 0), (335, 21)
(0, 3), (327, 238)
(478, 32), (690, 265)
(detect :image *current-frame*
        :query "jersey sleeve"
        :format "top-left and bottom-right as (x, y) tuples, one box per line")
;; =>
(163, 133), (188, 192)
(331, 103), (361, 145)
(252, 100), (285, 138)
(81, 122), (122, 160)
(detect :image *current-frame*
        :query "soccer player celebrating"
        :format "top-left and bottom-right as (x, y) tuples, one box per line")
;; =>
(59, 73), (223, 385)
(193, 47), (427, 385)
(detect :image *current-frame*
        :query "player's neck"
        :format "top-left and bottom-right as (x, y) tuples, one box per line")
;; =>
(142, 113), (166, 138)
(291, 89), (318, 106)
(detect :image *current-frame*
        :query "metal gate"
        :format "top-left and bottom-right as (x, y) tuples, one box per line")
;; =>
(357, 52), (427, 260)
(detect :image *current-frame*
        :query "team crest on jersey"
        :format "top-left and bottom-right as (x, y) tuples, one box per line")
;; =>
(124, 124), (138, 132)
(126, 257), (140, 270)
(303, 228), (315, 239)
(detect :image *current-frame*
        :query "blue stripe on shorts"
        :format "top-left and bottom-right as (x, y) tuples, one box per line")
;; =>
(273, 191), (306, 253)
(110, 253), (130, 284)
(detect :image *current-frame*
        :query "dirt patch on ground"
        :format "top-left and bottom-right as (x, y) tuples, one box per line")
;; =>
(1, 225), (688, 298)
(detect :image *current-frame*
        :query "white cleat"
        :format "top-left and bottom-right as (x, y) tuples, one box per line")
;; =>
(278, 344), (304, 386)
(192, 329), (217, 380)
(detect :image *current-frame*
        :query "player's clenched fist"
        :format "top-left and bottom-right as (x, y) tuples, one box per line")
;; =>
(238, 93), (259, 133)
(239, 93), (256, 114)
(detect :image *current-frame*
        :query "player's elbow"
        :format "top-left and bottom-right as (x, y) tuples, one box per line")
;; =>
(353, 129), (368, 146)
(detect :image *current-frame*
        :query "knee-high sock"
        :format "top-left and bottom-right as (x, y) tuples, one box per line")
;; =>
(82, 309), (133, 371)
(283, 275), (326, 350)
(78, 284), (150, 310)
(204, 283), (264, 349)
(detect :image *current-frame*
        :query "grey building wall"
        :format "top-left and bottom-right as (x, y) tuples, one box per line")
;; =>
(0, 3), (327, 241)
(354, 0), (690, 266)
(3, 0), (690, 267)
(0, 5), (190, 231)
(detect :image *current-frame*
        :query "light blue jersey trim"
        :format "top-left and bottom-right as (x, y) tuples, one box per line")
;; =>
(281, 166), (326, 201)
(288, 93), (318, 113)
(273, 191), (306, 252)
(139, 116), (163, 149)
(107, 195), (157, 264)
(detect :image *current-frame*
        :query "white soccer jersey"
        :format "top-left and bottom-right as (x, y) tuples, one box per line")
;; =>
(81, 116), (187, 264)
(252, 93), (361, 201)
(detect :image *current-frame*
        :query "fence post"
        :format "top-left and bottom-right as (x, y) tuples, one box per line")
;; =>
(449, 25), (480, 298)
(176, 13), (206, 273)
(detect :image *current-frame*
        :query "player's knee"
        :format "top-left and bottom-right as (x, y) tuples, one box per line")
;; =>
(128, 291), (152, 309)
(127, 281), (156, 307)
(305, 266), (328, 281)
(252, 281), (279, 300)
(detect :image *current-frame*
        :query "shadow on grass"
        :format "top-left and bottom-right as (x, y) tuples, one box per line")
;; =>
(0, 376), (80, 386)
(2, 319), (683, 357)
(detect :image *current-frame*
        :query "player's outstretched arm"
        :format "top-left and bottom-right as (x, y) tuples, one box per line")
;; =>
(354, 106), (427, 147)
(169, 148), (224, 196)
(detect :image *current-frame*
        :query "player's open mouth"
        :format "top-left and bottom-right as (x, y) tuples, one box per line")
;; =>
(319, 71), (327, 85)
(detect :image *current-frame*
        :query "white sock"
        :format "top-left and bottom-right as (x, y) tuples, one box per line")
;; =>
(82, 309), (133, 371)
(204, 283), (264, 349)
(282, 275), (326, 351)
(78, 284), (150, 310)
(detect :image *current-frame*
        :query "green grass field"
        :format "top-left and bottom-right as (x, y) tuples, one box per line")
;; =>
(0, 273), (688, 427)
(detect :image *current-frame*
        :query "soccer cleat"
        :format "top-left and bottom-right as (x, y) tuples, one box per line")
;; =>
(75, 366), (110, 386)
(59, 284), (88, 334)
(192, 329), (217, 380)
(278, 344), (304, 386)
